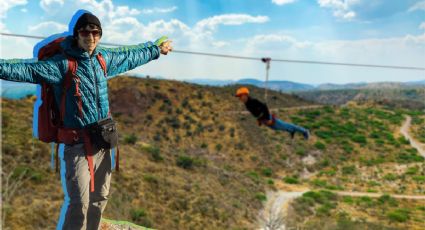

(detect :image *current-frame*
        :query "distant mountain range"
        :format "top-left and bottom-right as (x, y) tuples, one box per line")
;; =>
(1, 81), (37, 99)
(187, 78), (425, 91)
(1, 77), (424, 99)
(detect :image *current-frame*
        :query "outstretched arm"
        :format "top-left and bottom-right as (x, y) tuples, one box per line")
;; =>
(99, 38), (169, 78)
(0, 58), (66, 84)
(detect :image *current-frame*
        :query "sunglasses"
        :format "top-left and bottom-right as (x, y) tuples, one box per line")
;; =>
(78, 30), (101, 37)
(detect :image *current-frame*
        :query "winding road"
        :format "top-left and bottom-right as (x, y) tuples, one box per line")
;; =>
(261, 115), (425, 229)
(400, 115), (425, 157)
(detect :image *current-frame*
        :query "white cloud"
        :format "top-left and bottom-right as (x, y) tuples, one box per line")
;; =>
(0, 0), (27, 18)
(408, 1), (425, 12)
(247, 34), (304, 48)
(40, 0), (64, 12)
(317, 0), (359, 20)
(111, 6), (140, 17)
(272, 0), (297, 6)
(244, 31), (425, 67)
(28, 21), (67, 36)
(141, 6), (178, 14)
(194, 14), (269, 32)
(212, 41), (230, 48)
(420, 22), (425, 30)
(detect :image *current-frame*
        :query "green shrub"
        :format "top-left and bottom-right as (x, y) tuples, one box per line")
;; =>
(398, 137), (410, 145)
(384, 173), (397, 181)
(405, 166), (419, 175)
(247, 171), (260, 183)
(387, 209), (410, 222)
(283, 176), (299, 184)
(130, 208), (152, 227)
(357, 196), (374, 207)
(412, 175), (425, 182)
(12, 166), (44, 183)
(351, 134), (367, 144)
(123, 133), (137, 145)
(316, 203), (334, 216)
(342, 196), (353, 204)
(143, 174), (159, 185)
(342, 144), (353, 154)
(176, 155), (194, 169)
(311, 179), (327, 188)
(342, 165), (356, 175)
(315, 130), (333, 140)
(201, 143), (208, 149)
(397, 152), (424, 163)
(378, 194), (398, 206)
(261, 167), (273, 177)
(255, 192), (267, 202)
(295, 146), (307, 156)
(142, 145), (163, 162)
(320, 169), (336, 176)
(314, 141), (326, 150)
(215, 144), (223, 151)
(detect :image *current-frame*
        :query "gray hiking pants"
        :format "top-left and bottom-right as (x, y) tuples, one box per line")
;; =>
(61, 143), (112, 230)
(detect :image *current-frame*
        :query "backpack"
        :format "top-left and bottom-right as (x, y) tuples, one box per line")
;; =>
(36, 37), (108, 171)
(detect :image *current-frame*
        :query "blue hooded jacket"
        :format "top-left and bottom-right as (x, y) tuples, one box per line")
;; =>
(0, 36), (160, 128)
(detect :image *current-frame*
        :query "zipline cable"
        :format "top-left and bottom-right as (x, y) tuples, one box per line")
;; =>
(1, 32), (425, 71)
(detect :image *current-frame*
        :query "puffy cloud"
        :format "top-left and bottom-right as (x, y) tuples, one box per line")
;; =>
(212, 41), (230, 48)
(141, 6), (178, 14)
(420, 22), (425, 30)
(40, 0), (64, 12)
(194, 14), (269, 33)
(28, 21), (67, 36)
(244, 31), (425, 67)
(271, 0), (297, 6)
(408, 1), (425, 12)
(317, 0), (359, 20)
(0, 0), (27, 18)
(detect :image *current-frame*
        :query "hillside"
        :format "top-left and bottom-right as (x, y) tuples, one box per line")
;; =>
(294, 88), (425, 110)
(1, 76), (424, 230)
(1, 76), (313, 230)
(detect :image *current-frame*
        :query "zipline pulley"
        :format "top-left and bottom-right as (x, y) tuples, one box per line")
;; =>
(261, 57), (271, 103)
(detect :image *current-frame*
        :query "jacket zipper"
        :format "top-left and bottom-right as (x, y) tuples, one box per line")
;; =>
(90, 57), (101, 120)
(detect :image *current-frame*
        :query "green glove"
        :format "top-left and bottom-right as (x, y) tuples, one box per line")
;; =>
(154, 36), (168, 46)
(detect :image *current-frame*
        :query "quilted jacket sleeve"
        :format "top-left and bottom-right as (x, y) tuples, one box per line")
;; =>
(99, 41), (161, 78)
(0, 58), (66, 84)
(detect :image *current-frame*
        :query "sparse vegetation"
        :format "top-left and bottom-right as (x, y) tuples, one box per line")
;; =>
(3, 77), (425, 230)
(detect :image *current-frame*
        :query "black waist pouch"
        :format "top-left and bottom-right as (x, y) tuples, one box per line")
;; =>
(88, 117), (118, 149)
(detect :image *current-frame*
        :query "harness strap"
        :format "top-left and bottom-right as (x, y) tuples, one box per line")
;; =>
(115, 146), (120, 172)
(60, 59), (78, 123)
(73, 77), (83, 118)
(57, 128), (95, 192)
(96, 53), (107, 77)
(82, 132), (95, 193)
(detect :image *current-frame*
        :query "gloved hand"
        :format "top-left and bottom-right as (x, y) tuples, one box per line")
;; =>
(265, 120), (274, 126)
(155, 36), (173, 55)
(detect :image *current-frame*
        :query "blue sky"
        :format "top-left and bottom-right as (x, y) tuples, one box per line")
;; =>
(1, 0), (424, 84)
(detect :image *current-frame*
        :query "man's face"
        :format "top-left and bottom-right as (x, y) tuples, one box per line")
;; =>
(77, 25), (101, 55)
(238, 94), (248, 103)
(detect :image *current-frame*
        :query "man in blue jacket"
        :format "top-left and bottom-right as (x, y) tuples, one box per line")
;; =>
(0, 12), (172, 230)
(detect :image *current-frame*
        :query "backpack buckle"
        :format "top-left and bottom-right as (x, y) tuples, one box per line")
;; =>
(72, 130), (79, 141)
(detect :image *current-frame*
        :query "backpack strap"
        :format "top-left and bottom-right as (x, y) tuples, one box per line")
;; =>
(96, 52), (107, 78)
(60, 58), (78, 123)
